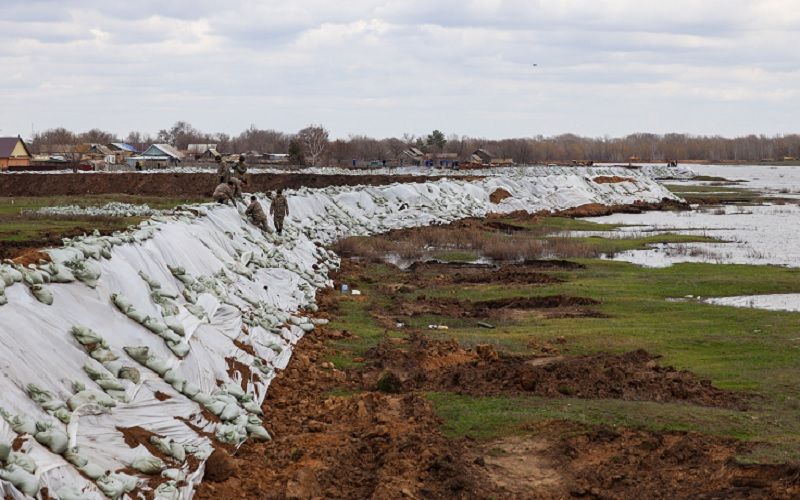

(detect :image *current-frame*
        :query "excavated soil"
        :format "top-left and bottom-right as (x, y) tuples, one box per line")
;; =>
(389, 294), (602, 319)
(361, 334), (746, 409)
(489, 188), (513, 203)
(0, 172), (469, 197)
(194, 328), (496, 499)
(592, 175), (637, 184)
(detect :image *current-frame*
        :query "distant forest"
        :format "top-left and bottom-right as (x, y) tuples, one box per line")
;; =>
(30, 122), (800, 164)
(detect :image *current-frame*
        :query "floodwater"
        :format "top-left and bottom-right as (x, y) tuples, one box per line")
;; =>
(579, 164), (800, 311)
(581, 165), (800, 268)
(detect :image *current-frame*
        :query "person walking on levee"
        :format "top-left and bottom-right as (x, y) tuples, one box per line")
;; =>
(270, 188), (289, 235)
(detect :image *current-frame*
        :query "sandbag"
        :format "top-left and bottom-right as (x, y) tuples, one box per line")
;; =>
(155, 480), (180, 500)
(219, 403), (241, 422)
(124, 346), (151, 364)
(242, 400), (263, 416)
(161, 468), (186, 482)
(111, 472), (139, 493)
(142, 356), (169, 377)
(138, 270), (161, 290)
(30, 284), (54, 305)
(103, 360), (123, 377)
(246, 423), (272, 441)
(111, 293), (133, 313)
(0, 442), (8, 462)
(181, 382), (201, 399)
(163, 316), (186, 337)
(64, 447), (89, 467)
(96, 378), (125, 392)
(26, 384), (53, 404)
(118, 366), (141, 384)
(131, 455), (164, 475)
(68, 390), (116, 412)
(126, 308), (148, 323)
(204, 399), (226, 416)
(167, 341), (190, 358)
(7, 414), (36, 436)
(0, 464), (40, 496)
(78, 461), (106, 480)
(90, 348), (119, 363)
(6, 452), (36, 474)
(96, 474), (126, 499)
(221, 383), (245, 400)
(70, 326), (106, 347)
(45, 262), (76, 283)
(142, 316), (168, 335)
(34, 426), (69, 454)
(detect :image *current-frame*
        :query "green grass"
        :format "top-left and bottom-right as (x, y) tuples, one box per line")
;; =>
(431, 250), (479, 262)
(0, 195), (206, 251)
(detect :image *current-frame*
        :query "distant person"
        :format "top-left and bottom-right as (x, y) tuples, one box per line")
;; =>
(213, 180), (237, 205)
(245, 195), (269, 231)
(270, 188), (289, 235)
(215, 155), (230, 183)
(135, 160), (143, 172)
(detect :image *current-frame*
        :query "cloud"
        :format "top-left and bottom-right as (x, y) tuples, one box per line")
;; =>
(0, 0), (798, 138)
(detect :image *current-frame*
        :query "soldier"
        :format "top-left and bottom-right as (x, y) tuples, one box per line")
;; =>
(270, 188), (289, 235)
(233, 155), (247, 177)
(245, 195), (268, 231)
(228, 176), (243, 200)
(215, 155), (230, 183)
(213, 180), (237, 205)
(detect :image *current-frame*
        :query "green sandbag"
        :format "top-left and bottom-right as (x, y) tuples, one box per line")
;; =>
(34, 427), (69, 454)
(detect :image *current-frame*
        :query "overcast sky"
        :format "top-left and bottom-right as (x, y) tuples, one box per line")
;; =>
(1, 0), (798, 139)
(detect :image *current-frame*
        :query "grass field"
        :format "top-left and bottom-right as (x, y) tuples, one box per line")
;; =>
(0, 195), (204, 255)
(325, 216), (800, 462)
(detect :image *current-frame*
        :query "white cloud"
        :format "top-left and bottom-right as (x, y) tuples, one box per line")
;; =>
(0, 0), (797, 138)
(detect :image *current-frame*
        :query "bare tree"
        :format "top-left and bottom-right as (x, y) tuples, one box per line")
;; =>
(297, 125), (329, 166)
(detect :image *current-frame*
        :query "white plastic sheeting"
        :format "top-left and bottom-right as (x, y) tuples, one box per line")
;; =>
(0, 167), (677, 498)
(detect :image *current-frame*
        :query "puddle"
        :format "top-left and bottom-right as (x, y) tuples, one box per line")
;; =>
(688, 294), (800, 313)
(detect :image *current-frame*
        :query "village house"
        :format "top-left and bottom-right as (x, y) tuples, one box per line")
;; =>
(0, 136), (32, 170)
(402, 147), (425, 166)
(187, 144), (220, 161)
(127, 143), (184, 168)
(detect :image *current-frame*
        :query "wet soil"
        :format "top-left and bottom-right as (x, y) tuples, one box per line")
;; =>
(489, 188), (513, 203)
(389, 294), (602, 320)
(361, 334), (746, 409)
(194, 328), (495, 499)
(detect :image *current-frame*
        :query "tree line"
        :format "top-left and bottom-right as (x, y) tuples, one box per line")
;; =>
(30, 123), (800, 165)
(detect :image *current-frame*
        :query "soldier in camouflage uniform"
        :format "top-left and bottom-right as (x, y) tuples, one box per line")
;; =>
(213, 180), (237, 205)
(245, 195), (268, 231)
(215, 155), (231, 183)
(270, 188), (289, 235)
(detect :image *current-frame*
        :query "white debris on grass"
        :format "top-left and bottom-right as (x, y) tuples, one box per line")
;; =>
(0, 166), (679, 498)
(33, 202), (167, 218)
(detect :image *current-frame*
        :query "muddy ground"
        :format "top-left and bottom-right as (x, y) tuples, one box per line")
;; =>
(0, 172), (465, 197)
(194, 263), (800, 499)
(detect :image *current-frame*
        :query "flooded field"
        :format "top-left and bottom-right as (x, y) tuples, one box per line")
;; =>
(581, 164), (800, 311)
(582, 165), (800, 268)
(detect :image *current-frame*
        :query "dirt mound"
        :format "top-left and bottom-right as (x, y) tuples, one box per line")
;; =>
(394, 294), (600, 319)
(0, 172), (466, 197)
(205, 449), (236, 483)
(592, 175), (636, 184)
(363, 337), (745, 409)
(489, 188), (513, 203)
(472, 422), (800, 499)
